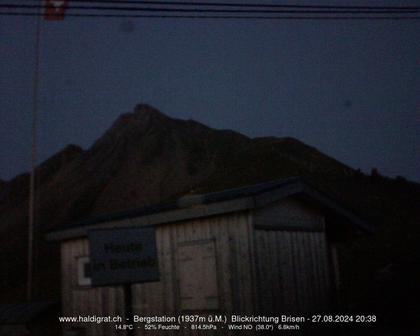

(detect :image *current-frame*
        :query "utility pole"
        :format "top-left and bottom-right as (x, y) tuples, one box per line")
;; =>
(27, 0), (42, 302)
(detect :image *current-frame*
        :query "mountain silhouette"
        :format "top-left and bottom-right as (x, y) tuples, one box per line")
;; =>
(0, 104), (419, 328)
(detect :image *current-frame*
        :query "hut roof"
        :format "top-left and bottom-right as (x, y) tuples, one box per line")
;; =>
(47, 177), (372, 241)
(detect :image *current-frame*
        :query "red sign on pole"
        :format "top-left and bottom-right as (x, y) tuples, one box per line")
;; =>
(44, 0), (69, 21)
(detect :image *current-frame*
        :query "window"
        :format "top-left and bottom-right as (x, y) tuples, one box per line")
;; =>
(177, 240), (219, 311)
(76, 256), (91, 287)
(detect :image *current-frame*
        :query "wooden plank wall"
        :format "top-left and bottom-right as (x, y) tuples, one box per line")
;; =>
(254, 198), (333, 315)
(60, 211), (255, 336)
(254, 230), (332, 314)
(61, 239), (125, 336)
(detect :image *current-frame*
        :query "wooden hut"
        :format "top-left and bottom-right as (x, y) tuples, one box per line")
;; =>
(47, 177), (370, 336)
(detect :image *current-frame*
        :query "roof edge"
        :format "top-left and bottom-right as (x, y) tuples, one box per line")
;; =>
(46, 177), (373, 241)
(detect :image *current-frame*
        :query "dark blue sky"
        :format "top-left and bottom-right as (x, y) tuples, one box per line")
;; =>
(1, 1), (419, 182)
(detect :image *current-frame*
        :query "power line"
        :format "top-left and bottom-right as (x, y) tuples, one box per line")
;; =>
(2, 4), (420, 14)
(3, 1), (419, 20)
(1, 12), (419, 20)
(17, 0), (420, 11)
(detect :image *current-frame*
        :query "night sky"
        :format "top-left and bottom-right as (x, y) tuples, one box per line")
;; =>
(1, 1), (419, 182)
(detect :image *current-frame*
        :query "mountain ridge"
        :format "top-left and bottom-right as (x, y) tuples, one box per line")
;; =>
(0, 104), (419, 330)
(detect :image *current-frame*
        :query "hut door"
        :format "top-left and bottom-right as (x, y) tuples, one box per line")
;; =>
(177, 240), (219, 311)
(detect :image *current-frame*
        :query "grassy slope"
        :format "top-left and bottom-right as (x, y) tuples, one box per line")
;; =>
(195, 136), (420, 330)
